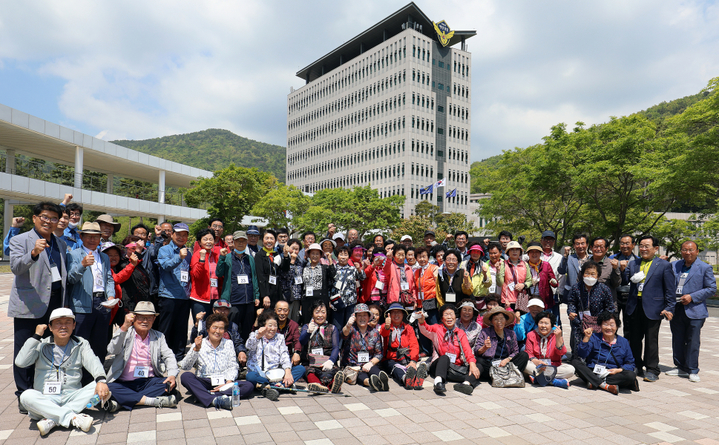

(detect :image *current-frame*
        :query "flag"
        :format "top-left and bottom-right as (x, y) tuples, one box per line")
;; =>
(419, 184), (434, 195)
(446, 188), (457, 198)
(435, 178), (446, 188)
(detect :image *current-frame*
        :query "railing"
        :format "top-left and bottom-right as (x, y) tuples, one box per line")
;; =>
(0, 152), (186, 206)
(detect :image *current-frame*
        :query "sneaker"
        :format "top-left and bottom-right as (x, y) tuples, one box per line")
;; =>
(378, 371), (390, 391)
(369, 374), (382, 391)
(586, 382), (595, 390)
(262, 386), (280, 401)
(37, 418), (57, 436)
(18, 399), (28, 414)
(453, 383), (474, 395)
(689, 373), (701, 383)
(665, 368), (689, 378)
(213, 395), (233, 410)
(71, 413), (93, 432)
(405, 376), (417, 389)
(643, 372), (658, 383)
(330, 372), (344, 394)
(104, 399), (120, 413)
(157, 394), (177, 408)
(601, 384), (618, 395)
(552, 378), (569, 389)
(307, 382), (329, 393)
(415, 362), (428, 389)
(405, 366), (417, 386)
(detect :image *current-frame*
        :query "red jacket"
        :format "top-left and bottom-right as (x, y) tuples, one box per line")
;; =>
(383, 259), (417, 305)
(109, 263), (135, 324)
(419, 322), (476, 366)
(527, 260), (558, 309)
(190, 249), (220, 304)
(361, 264), (383, 304)
(380, 321), (419, 363)
(525, 329), (566, 367)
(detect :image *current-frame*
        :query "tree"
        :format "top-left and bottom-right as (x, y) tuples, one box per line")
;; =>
(296, 186), (404, 239)
(251, 184), (312, 232)
(415, 201), (439, 220)
(184, 164), (276, 234)
(391, 215), (436, 244)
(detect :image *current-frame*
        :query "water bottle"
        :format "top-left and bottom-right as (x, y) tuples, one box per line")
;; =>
(232, 382), (241, 407)
(86, 394), (101, 409)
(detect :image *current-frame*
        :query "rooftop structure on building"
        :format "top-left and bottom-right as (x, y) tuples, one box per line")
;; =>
(286, 2), (475, 218)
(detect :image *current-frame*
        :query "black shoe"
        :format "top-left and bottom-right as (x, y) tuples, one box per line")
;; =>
(213, 395), (233, 410)
(262, 386), (280, 401)
(369, 375), (382, 392)
(104, 399), (120, 413)
(643, 372), (658, 383)
(637, 368), (645, 378)
(18, 399), (27, 415)
(378, 371), (390, 391)
(631, 378), (640, 392)
(433, 381), (446, 394)
(453, 383), (474, 395)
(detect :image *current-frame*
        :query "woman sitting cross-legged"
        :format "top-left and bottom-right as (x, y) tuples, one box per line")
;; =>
(379, 303), (427, 389)
(179, 313), (253, 410)
(418, 304), (480, 395)
(300, 301), (344, 394)
(575, 311), (639, 395)
(246, 310), (307, 401)
(524, 311), (574, 388)
(474, 306), (529, 382)
(341, 304), (388, 391)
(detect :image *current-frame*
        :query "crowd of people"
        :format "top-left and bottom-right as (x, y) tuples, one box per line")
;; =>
(6, 197), (717, 436)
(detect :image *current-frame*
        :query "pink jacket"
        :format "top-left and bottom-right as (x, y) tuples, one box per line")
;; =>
(501, 260), (530, 305)
(383, 259), (417, 305)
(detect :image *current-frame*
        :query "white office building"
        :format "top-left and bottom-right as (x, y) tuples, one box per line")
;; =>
(286, 2), (475, 218)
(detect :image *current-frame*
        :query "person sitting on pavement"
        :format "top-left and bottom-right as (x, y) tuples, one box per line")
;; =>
(190, 300), (248, 367)
(245, 310), (306, 401)
(575, 311), (639, 395)
(513, 298), (547, 349)
(274, 300), (302, 368)
(474, 306), (529, 383)
(379, 303), (426, 389)
(16, 308), (110, 436)
(456, 299), (482, 349)
(418, 304), (480, 395)
(180, 313), (253, 410)
(105, 302), (179, 411)
(300, 301), (344, 394)
(341, 304), (387, 391)
(524, 311), (574, 388)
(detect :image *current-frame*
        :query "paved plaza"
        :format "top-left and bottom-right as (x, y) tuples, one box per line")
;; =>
(1, 273), (719, 445)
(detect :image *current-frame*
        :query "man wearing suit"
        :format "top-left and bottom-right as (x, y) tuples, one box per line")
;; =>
(667, 241), (716, 382)
(9, 202), (68, 412)
(626, 235), (675, 382)
(557, 234), (589, 319)
(67, 222), (116, 363)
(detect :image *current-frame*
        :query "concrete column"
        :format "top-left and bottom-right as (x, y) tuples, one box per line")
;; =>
(158, 170), (166, 204)
(5, 149), (15, 174)
(74, 146), (84, 188)
(158, 215), (165, 224)
(106, 173), (114, 194)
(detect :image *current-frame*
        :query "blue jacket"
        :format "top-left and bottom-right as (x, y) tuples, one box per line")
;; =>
(66, 247), (115, 314)
(513, 313), (537, 342)
(578, 332), (635, 371)
(557, 254), (584, 301)
(626, 257), (675, 320)
(63, 226), (83, 251)
(672, 258), (716, 319)
(158, 241), (192, 299)
(3, 226), (21, 256)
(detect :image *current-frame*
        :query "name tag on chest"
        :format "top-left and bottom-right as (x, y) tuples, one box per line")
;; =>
(637, 283), (644, 292)
(210, 374), (224, 386)
(295, 275), (303, 285)
(180, 271), (189, 283)
(269, 275), (277, 285)
(43, 381), (61, 395)
(401, 282), (409, 291)
(210, 278), (218, 288)
(357, 351), (370, 363)
(445, 290), (456, 302)
(237, 275), (249, 284)
(50, 265), (62, 282)
(375, 281), (384, 290)
(306, 286), (314, 296)
(134, 366), (150, 378)
(593, 364), (607, 375)
(311, 348), (323, 355)
(446, 353), (457, 363)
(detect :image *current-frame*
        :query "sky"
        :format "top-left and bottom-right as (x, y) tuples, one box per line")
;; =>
(1, 0), (718, 162)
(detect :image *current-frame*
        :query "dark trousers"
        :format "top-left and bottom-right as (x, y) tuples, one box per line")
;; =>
(230, 303), (256, 341)
(429, 355), (480, 387)
(627, 302), (661, 375)
(357, 364), (381, 384)
(157, 297), (191, 360)
(417, 308), (438, 355)
(75, 299), (111, 363)
(670, 304), (705, 374)
(332, 303), (356, 349)
(550, 303), (562, 328)
(108, 377), (168, 411)
(288, 300), (301, 324)
(13, 288), (62, 397)
(574, 360), (637, 388)
(180, 373), (253, 407)
(475, 352), (529, 381)
(190, 300), (213, 323)
(381, 360), (409, 385)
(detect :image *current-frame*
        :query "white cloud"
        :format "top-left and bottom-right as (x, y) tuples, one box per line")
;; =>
(0, 0), (718, 160)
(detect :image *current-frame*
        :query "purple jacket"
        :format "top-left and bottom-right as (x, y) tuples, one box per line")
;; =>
(474, 327), (519, 359)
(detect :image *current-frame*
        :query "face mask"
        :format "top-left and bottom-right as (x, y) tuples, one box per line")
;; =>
(234, 248), (246, 255)
(583, 277), (597, 287)
(68, 221), (78, 229)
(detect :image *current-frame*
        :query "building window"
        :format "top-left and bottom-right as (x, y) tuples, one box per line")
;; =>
(438, 61), (444, 68)
(438, 105), (444, 112)
(438, 128), (444, 135)
(438, 83), (444, 90)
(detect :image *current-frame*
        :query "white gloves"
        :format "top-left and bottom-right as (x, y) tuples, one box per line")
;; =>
(362, 362), (373, 373)
(322, 360), (334, 371)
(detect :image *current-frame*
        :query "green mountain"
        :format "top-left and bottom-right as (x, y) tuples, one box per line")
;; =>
(112, 129), (286, 180)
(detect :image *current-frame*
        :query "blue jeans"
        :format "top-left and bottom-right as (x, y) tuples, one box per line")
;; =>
(246, 365), (306, 386)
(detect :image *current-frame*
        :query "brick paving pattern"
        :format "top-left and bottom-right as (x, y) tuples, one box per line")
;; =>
(1, 273), (718, 444)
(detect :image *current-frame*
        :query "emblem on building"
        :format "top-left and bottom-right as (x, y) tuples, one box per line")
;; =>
(433, 20), (454, 47)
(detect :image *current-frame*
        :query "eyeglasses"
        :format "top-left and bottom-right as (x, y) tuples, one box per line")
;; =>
(211, 225), (224, 229)
(69, 212), (82, 217)
(37, 215), (59, 224)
